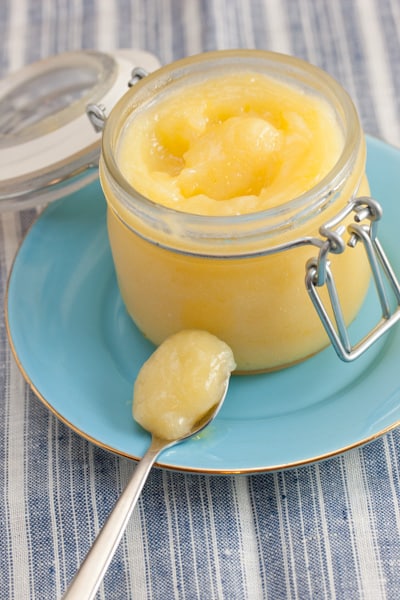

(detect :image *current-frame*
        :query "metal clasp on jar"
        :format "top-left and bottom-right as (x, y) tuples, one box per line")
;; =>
(305, 196), (400, 361)
(86, 66), (149, 132)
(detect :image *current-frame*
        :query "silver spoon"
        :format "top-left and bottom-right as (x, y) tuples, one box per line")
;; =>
(62, 376), (230, 600)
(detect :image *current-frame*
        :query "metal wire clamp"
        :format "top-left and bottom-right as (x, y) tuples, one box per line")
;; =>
(305, 196), (400, 361)
(86, 67), (149, 132)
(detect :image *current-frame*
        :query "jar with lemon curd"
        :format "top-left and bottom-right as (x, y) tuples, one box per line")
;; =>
(99, 50), (387, 372)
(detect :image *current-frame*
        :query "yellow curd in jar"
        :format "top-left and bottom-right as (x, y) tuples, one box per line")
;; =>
(100, 51), (371, 372)
(118, 73), (343, 216)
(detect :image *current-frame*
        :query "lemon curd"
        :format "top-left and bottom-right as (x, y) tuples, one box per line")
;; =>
(100, 51), (371, 372)
(118, 73), (343, 216)
(133, 330), (235, 440)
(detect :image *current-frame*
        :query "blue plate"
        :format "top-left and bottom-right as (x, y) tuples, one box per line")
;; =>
(6, 136), (400, 473)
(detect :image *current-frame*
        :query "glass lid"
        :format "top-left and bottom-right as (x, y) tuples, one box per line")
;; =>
(0, 49), (160, 211)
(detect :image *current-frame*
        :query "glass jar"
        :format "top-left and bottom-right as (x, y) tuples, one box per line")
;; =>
(99, 50), (372, 372)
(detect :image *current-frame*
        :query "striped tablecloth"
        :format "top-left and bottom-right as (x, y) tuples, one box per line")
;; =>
(1, 1), (400, 598)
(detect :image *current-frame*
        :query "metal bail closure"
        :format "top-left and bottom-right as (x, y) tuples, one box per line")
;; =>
(305, 196), (400, 361)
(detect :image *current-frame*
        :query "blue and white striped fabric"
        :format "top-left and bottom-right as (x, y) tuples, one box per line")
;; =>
(1, 1), (400, 598)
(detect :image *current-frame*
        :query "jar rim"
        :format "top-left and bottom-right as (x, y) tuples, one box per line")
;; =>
(101, 49), (362, 242)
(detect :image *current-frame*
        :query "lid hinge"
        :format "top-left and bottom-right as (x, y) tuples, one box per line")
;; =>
(86, 66), (149, 132)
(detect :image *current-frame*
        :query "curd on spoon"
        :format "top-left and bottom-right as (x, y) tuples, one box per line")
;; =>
(133, 329), (236, 440)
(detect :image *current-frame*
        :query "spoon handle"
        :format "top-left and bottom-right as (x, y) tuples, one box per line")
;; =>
(62, 437), (167, 600)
